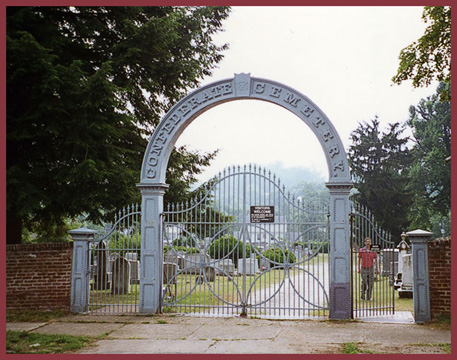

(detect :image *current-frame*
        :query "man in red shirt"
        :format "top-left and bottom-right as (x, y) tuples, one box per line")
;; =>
(358, 237), (380, 300)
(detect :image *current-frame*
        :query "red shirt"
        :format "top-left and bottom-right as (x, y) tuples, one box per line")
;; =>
(358, 247), (377, 269)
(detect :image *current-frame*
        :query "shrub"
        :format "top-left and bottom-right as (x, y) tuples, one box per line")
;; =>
(172, 236), (198, 248)
(106, 232), (141, 258)
(259, 247), (296, 267)
(207, 235), (252, 266)
(173, 246), (199, 254)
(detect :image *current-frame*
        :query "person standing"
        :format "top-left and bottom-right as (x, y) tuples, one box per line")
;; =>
(358, 237), (380, 300)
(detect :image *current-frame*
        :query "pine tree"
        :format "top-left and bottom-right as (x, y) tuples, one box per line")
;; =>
(348, 118), (412, 241)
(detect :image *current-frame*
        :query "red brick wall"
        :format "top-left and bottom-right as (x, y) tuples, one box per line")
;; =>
(6, 242), (73, 311)
(428, 237), (451, 318)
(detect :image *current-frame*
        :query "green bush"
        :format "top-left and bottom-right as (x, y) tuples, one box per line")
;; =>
(311, 241), (329, 253)
(173, 246), (199, 254)
(259, 247), (296, 267)
(172, 236), (198, 248)
(207, 235), (252, 266)
(106, 232), (141, 258)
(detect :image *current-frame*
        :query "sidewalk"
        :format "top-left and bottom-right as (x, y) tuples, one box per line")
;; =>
(7, 312), (451, 354)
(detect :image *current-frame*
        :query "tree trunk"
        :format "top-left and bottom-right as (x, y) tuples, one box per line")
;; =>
(7, 213), (23, 244)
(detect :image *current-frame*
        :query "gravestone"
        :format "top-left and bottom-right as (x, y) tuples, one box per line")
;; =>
(183, 253), (211, 274)
(259, 257), (271, 271)
(93, 240), (110, 290)
(398, 253), (413, 298)
(195, 266), (216, 284)
(111, 256), (131, 294)
(382, 248), (398, 278)
(237, 253), (259, 275)
(214, 259), (235, 276)
(125, 252), (140, 284)
(164, 251), (185, 268)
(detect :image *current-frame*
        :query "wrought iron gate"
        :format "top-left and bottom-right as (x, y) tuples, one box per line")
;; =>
(87, 204), (141, 314)
(162, 165), (330, 319)
(350, 202), (396, 318)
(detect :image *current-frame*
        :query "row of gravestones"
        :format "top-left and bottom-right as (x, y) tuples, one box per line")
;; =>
(91, 241), (140, 295)
(164, 251), (274, 278)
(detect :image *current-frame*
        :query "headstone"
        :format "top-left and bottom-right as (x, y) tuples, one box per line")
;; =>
(195, 266), (216, 284)
(164, 251), (185, 268)
(213, 259), (235, 276)
(238, 253), (259, 275)
(398, 254), (413, 298)
(183, 253), (211, 274)
(93, 241), (110, 290)
(125, 252), (140, 284)
(382, 248), (398, 277)
(111, 256), (131, 294)
(259, 257), (271, 272)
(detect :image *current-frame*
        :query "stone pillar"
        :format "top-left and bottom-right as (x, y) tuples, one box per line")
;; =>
(326, 182), (353, 319)
(137, 183), (169, 313)
(407, 229), (433, 323)
(69, 227), (98, 313)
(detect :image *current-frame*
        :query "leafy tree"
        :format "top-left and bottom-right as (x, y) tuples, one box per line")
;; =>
(406, 82), (451, 235)
(348, 118), (412, 242)
(392, 6), (451, 100)
(7, 6), (230, 244)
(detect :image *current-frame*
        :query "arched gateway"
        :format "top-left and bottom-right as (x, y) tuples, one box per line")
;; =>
(138, 74), (353, 319)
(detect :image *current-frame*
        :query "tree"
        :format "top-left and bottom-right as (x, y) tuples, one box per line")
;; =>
(348, 118), (412, 242)
(392, 6), (451, 100)
(7, 6), (231, 244)
(406, 82), (451, 235)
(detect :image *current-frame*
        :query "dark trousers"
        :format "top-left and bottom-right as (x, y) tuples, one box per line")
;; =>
(361, 267), (375, 299)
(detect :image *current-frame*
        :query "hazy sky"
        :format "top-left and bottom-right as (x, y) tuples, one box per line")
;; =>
(174, 6), (439, 182)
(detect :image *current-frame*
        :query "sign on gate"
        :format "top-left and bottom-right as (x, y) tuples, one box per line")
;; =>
(250, 206), (275, 223)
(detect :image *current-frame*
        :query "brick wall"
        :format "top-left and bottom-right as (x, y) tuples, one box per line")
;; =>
(6, 242), (73, 311)
(428, 237), (451, 318)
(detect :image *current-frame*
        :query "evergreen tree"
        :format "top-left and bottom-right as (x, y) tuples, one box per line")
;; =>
(7, 6), (230, 244)
(348, 118), (412, 242)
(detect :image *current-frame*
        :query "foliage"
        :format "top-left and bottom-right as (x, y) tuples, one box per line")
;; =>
(6, 310), (70, 323)
(406, 82), (451, 236)
(348, 118), (412, 241)
(172, 246), (200, 254)
(6, 330), (92, 354)
(342, 343), (375, 354)
(260, 247), (296, 267)
(392, 7), (451, 100)
(166, 179), (234, 239)
(7, 6), (231, 244)
(207, 235), (252, 266)
(106, 232), (141, 258)
(172, 236), (198, 248)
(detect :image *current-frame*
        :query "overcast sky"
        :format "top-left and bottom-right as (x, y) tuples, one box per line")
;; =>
(174, 6), (439, 182)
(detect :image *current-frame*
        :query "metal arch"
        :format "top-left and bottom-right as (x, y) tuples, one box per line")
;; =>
(140, 74), (350, 184)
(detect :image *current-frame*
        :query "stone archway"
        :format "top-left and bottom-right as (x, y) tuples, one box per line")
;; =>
(138, 74), (353, 319)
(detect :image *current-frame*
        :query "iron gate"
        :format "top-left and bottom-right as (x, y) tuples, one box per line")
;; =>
(87, 204), (141, 314)
(162, 165), (330, 319)
(350, 202), (396, 318)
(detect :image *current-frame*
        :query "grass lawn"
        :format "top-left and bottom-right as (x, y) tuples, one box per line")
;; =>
(6, 331), (93, 354)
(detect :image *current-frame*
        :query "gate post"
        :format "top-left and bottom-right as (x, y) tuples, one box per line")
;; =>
(406, 229), (433, 323)
(69, 227), (98, 313)
(326, 182), (353, 319)
(137, 183), (169, 313)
